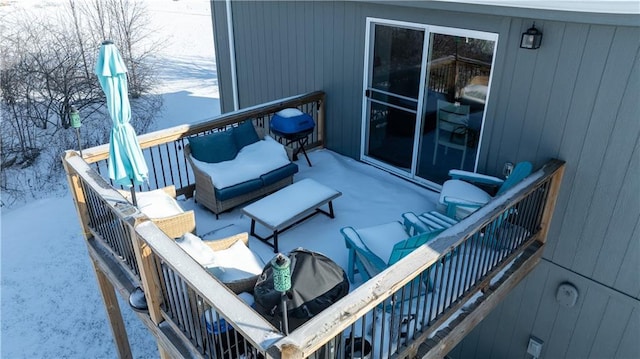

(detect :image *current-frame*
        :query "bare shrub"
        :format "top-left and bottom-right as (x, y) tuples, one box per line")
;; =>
(0, 0), (164, 204)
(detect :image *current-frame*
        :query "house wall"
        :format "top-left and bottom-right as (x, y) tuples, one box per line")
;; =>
(210, 0), (235, 112)
(210, 1), (640, 358)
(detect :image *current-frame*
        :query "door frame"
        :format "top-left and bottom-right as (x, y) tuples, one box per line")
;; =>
(360, 17), (499, 190)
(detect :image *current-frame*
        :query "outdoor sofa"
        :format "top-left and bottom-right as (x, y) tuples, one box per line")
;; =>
(185, 121), (298, 217)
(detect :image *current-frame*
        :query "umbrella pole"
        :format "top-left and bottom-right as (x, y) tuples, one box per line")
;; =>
(75, 128), (83, 157)
(130, 180), (138, 207)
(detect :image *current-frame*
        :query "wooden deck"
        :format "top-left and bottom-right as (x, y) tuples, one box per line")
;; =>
(62, 91), (565, 359)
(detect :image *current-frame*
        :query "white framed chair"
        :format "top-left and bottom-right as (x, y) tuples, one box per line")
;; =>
(432, 100), (471, 169)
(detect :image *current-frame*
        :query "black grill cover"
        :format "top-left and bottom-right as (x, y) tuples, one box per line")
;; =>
(270, 109), (315, 135)
(254, 249), (349, 332)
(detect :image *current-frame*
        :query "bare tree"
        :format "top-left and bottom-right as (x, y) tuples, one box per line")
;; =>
(78, 0), (163, 97)
(0, 0), (163, 200)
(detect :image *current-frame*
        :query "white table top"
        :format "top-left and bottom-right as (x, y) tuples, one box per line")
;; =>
(242, 178), (341, 229)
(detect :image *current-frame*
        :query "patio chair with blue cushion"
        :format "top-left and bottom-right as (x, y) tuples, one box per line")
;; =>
(439, 161), (533, 220)
(341, 221), (444, 283)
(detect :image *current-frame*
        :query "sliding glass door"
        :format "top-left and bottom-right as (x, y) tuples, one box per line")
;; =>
(362, 23), (426, 172)
(361, 19), (497, 188)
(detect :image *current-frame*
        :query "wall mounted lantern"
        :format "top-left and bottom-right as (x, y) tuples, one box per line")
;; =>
(520, 23), (542, 49)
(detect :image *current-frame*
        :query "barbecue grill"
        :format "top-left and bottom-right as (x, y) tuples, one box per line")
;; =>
(270, 108), (315, 166)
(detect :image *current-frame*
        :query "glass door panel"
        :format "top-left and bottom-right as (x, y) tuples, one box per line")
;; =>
(363, 24), (424, 171)
(361, 19), (497, 187)
(416, 32), (496, 184)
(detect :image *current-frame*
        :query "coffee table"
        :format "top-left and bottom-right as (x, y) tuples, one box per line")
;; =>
(241, 178), (342, 252)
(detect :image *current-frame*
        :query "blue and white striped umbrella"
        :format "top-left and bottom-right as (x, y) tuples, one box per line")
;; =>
(95, 41), (148, 204)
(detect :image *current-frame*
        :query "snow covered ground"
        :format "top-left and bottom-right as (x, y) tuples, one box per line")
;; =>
(1, 1), (219, 357)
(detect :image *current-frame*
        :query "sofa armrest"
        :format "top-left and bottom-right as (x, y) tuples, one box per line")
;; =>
(255, 126), (295, 161)
(204, 232), (250, 251)
(152, 210), (197, 239)
(185, 143), (219, 192)
(117, 185), (196, 238)
(158, 185), (177, 199)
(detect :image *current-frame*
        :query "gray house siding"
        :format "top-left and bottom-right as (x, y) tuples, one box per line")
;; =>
(450, 260), (640, 359)
(210, 1), (640, 358)
(210, 0), (235, 112)
(213, 1), (367, 156)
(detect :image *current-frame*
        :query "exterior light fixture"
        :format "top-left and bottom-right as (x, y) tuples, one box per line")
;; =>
(520, 23), (542, 49)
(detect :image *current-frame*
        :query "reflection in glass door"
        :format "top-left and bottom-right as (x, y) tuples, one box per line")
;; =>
(361, 19), (497, 187)
(416, 32), (496, 184)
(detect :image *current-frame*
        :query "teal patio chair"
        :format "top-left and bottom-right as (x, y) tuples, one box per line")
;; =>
(341, 221), (444, 283)
(439, 161), (533, 219)
(402, 210), (459, 236)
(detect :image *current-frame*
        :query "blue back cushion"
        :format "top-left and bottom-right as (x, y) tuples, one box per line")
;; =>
(188, 130), (238, 163)
(233, 121), (260, 149)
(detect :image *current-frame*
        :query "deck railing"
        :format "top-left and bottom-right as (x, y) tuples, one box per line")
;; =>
(63, 152), (283, 358)
(274, 160), (564, 358)
(79, 91), (325, 198)
(63, 91), (565, 359)
(429, 55), (491, 99)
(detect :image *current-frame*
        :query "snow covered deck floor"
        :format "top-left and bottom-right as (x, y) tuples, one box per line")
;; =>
(182, 149), (442, 278)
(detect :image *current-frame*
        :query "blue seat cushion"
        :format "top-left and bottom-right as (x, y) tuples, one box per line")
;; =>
(233, 121), (260, 149)
(214, 178), (264, 201)
(260, 163), (298, 186)
(188, 129), (238, 163)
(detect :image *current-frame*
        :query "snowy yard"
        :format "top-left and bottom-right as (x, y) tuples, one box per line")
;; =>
(1, 1), (222, 357)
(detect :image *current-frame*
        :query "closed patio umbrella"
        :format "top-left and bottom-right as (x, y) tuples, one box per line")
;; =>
(96, 41), (150, 311)
(95, 40), (148, 206)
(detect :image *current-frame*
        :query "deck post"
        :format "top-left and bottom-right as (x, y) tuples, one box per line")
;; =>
(91, 258), (133, 359)
(538, 160), (566, 243)
(316, 97), (325, 146)
(128, 217), (173, 359)
(62, 151), (91, 239)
